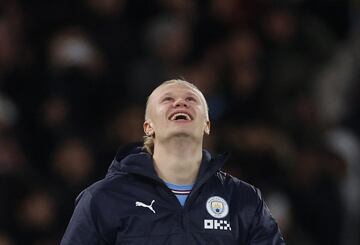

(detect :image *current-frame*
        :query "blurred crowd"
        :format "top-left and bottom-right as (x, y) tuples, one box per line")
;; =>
(0, 0), (360, 244)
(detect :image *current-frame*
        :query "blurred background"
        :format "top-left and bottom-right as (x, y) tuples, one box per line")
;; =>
(0, 0), (359, 244)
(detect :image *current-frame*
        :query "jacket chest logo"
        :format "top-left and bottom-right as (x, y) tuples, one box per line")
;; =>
(206, 196), (228, 218)
(135, 200), (156, 213)
(204, 196), (231, 231)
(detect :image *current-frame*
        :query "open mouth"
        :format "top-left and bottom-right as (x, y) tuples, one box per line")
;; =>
(168, 112), (192, 121)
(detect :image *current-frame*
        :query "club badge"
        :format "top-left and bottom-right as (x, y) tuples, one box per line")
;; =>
(206, 196), (229, 218)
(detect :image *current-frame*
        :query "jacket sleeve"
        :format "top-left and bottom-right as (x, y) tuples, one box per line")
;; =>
(60, 190), (106, 245)
(246, 189), (286, 245)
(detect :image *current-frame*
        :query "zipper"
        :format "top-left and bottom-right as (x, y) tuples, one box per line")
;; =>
(158, 183), (188, 234)
(158, 182), (183, 209)
(183, 165), (219, 210)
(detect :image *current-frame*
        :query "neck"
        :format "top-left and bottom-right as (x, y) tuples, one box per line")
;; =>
(152, 137), (203, 185)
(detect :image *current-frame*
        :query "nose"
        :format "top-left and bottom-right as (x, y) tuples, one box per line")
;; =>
(173, 98), (189, 108)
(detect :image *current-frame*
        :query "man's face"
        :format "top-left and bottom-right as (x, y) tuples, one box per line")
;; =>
(144, 83), (210, 143)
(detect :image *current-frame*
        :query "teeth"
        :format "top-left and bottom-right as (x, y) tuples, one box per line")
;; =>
(170, 113), (191, 121)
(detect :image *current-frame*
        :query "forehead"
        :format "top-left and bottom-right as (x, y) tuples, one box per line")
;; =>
(151, 83), (202, 99)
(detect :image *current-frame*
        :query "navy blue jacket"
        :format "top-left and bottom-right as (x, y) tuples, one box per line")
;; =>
(61, 146), (285, 245)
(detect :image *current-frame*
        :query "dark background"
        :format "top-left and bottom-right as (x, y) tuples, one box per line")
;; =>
(0, 0), (359, 244)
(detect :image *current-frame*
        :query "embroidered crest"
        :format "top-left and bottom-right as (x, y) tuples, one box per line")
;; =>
(206, 196), (229, 218)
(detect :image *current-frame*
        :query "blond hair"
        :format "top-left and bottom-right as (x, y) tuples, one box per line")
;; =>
(143, 79), (209, 154)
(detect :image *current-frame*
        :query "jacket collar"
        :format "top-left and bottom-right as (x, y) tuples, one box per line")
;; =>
(106, 143), (230, 185)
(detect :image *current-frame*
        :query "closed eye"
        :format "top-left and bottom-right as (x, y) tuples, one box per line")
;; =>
(186, 97), (197, 102)
(162, 96), (173, 102)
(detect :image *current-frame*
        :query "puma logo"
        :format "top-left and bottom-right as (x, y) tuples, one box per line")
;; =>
(135, 200), (156, 213)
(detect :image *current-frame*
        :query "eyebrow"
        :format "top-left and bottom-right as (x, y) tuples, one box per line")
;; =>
(160, 91), (199, 98)
(160, 92), (173, 98)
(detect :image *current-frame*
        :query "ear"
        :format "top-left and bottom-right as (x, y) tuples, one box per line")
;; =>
(204, 120), (211, 135)
(144, 120), (154, 136)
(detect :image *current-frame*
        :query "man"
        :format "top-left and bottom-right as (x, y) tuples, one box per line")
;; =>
(61, 79), (285, 244)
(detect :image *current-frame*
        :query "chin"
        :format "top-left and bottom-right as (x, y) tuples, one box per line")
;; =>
(169, 130), (203, 140)
(165, 129), (191, 138)
(170, 131), (192, 138)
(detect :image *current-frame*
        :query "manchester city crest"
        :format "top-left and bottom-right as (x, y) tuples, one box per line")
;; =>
(206, 196), (229, 218)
